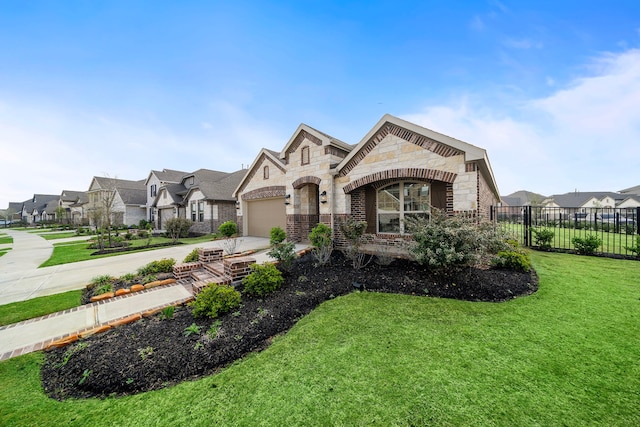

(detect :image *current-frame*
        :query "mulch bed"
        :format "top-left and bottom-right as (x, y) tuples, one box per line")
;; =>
(41, 251), (538, 400)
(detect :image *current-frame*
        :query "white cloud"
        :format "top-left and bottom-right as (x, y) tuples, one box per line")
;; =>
(405, 48), (640, 196)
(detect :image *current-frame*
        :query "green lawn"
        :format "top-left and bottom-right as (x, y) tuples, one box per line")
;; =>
(0, 290), (82, 326)
(1, 252), (638, 426)
(39, 235), (219, 268)
(0, 249), (9, 257)
(0, 235), (12, 245)
(504, 223), (639, 256)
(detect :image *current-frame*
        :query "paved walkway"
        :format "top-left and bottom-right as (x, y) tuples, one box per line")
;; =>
(0, 229), (309, 361)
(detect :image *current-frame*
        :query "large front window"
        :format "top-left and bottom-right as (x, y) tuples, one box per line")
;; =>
(377, 182), (430, 233)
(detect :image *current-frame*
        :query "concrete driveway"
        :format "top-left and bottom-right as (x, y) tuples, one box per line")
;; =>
(0, 230), (272, 306)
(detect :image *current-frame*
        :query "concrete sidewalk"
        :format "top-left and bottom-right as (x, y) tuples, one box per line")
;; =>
(0, 235), (309, 361)
(0, 231), (273, 305)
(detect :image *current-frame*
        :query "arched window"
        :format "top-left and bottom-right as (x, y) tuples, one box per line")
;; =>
(263, 165), (269, 180)
(377, 182), (430, 233)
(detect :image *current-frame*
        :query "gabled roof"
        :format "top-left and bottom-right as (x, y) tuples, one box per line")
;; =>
(233, 148), (285, 197)
(152, 183), (186, 207)
(144, 168), (189, 185)
(501, 190), (546, 206)
(335, 114), (500, 197)
(545, 192), (624, 207)
(280, 123), (352, 162)
(60, 190), (87, 203)
(21, 194), (60, 215)
(7, 202), (23, 215)
(619, 184), (640, 195)
(90, 176), (146, 191)
(184, 169), (247, 202)
(117, 188), (147, 206)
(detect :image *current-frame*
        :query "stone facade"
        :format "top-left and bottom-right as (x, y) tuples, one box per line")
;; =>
(234, 114), (501, 245)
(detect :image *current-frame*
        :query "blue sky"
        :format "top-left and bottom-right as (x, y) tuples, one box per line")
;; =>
(1, 0), (640, 208)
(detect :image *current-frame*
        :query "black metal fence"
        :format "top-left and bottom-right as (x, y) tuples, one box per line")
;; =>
(490, 205), (640, 257)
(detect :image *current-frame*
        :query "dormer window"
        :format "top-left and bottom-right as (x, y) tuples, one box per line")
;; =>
(301, 146), (310, 165)
(263, 165), (269, 180)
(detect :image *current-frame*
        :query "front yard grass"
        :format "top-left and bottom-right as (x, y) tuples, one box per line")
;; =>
(39, 235), (218, 268)
(1, 251), (638, 426)
(0, 290), (82, 327)
(0, 235), (12, 245)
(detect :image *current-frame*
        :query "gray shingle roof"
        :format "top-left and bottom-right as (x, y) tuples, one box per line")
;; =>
(118, 188), (147, 205)
(547, 192), (624, 207)
(620, 184), (640, 195)
(93, 177), (146, 191)
(152, 169), (189, 183)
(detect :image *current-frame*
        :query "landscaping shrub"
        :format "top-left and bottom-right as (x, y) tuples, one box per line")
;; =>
(269, 226), (286, 245)
(267, 241), (296, 271)
(309, 223), (333, 266)
(242, 263), (284, 297)
(572, 235), (602, 255)
(218, 221), (238, 238)
(407, 210), (478, 269)
(339, 217), (371, 270)
(165, 218), (192, 242)
(532, 227), (555, 249)
(137, 258), (176, 276)
(492, 250), (532, 272)
(190, 284), (241, 319)
(625, 236), (640, 258)
(183, 248), (200, 263)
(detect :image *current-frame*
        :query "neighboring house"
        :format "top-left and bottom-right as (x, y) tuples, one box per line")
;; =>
(152, 168), (246, 234)
(19, 194), (60, 224)
(234, 114), (501, 247)
(540, 191), (640, 220)
(59, 190), (88, 224)
(619, 184), (640, 196)
(86, 177), (147, 227)
(501, 190), (546, 207)
(144, 169), (188, 224)
(6, 202), (23, 223)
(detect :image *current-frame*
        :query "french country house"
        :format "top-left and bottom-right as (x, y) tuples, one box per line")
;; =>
(144, 168), (188, 224)
(234, 114), (500, 247)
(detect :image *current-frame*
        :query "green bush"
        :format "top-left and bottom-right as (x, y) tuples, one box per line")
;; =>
(183, 248), (200, 263)
(137, 258), (176, 275)
(218, 221), (238, 238)
(242, 263), (284, 297)
(309, 223), (333, 266)
(338, 218), (370, 270)
(190, 284), (242, 319)
(572, 235), (602, 255)
(267, 241), (296, 271)
(532, 228), (555, 249)
(269, 227), (286, 245)
(492, 250), (531, 272)
(137, 230), (148, 239)
(625, 235), (640, 258)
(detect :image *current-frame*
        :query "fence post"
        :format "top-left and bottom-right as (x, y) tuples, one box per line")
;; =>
(523, 206), (532, 247)
(637, 207), (640, 235)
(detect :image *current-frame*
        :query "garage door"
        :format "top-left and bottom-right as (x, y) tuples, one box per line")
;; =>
(247, 198), (286, 237)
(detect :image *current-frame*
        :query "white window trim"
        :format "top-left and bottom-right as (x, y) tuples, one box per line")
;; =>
(377, 181), (430, 234)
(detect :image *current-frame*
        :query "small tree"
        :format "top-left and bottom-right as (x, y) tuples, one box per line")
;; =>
(218, 221), (241, 255)
(339, 218), (371, 269)
(309, 223), (332, 266)
(267, 227), (296, 271)
(165, 218), (192, 243)
(55, 206), (67, 224)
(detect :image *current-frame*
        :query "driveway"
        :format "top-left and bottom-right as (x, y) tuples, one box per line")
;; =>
(0, 230), (272, 306)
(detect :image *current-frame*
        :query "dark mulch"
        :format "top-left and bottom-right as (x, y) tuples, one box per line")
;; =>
(41, 252), (538, 400)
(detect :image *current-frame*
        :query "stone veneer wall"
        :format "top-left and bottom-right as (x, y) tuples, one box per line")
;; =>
(477, 169), (498, 220)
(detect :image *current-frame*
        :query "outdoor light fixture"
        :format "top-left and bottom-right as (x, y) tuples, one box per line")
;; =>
(235, 200), (240, 210)
(284, 194), (291, 205)
(320, 190), (327, 204)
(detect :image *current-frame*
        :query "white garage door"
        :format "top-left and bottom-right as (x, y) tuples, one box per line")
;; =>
(247, 198), (286, 237)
